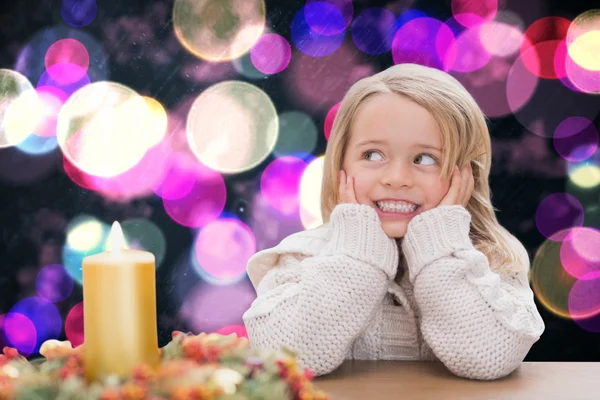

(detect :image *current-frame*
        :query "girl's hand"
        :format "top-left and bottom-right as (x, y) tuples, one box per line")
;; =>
(439, 162), (474, 208)
(339, 170), (359, 204)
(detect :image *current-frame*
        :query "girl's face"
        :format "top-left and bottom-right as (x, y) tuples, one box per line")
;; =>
(341, 93), (452, 238)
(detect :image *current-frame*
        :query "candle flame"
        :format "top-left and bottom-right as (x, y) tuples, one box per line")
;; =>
(107, 221), (128, 252)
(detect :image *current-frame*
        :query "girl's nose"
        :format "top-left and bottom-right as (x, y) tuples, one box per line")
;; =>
(381, 162), (414, 188)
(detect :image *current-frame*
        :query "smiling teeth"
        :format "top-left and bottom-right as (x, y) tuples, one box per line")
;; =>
(376, 201), (418, 213)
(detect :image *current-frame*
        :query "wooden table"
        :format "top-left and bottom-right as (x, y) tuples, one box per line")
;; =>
(314, 361), (597, 400)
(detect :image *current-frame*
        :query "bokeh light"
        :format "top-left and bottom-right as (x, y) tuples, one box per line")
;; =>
(63, 215), (109, 283)
(140, 96), (168, 148)
(531, 230), (579, 319)
(569, 278), (600, 332)
(324, 102), (341, 141)
(568, 31), (600, 72)
(88, 139), (171, 203)
(248, 192), (306, 252)
(306, 0), (354, 33)
(250, 33), (292, 75)
(162, 157), (227, 228)
(553, 117), (598, 162)
(260, 156), (307, 215)
(0, 69), (41, 148)
(186, 81), (278, 173)
(291, 4), (345, 57)
(121, 218), (167, 268)
(216, 324), (248, 338)
(172, 0), (266, 62)
(62, 0), (98, 28)
(283, 42), (372, 114)
(304, 0), (348, 36)
(351, 7), (396, 55)
(566, 10), (600, 71)
(192, 218), (256, 284)
(65, 301), (84, 347)
(37, 62), (91, 99)
(451, 0), (498, 28)
(29, 85), (66, 139)
(273, 111), (318, 156)
(448, 23), (491, 73)
(8, 297), (62, 353)
(44, 39), (90, 83)
(392, 17), (457, 71)
(2, 313), (37, 356)
(36, 264), (74, 303)
(180, 281), (256, 334)
(560, 227), (600, 280)
(299, 155), (324, 229)
(521, 17), (571, 80)
(56, 81), (153, 178)
(506, 47), (540, 117)
(153, 152), (197, 201)
(451, 43), (538, 118)
(568, 159), (600, 189)
(479, 19), (525, 57)
(512, 65), (599, 137)
(562, 45), (600, 94)
(16, 134), (59, 156)
(565, 64), (600, 95)
(16, 25), (109, 88)
(232, 51), (268, 80)
(535, 193), (584, 241)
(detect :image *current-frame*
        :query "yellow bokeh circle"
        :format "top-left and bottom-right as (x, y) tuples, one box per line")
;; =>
(56, 82), (158, 178)
(173, 0), (266, 62)
(186, 80), (278, 173)
(0, 69), (42, 148)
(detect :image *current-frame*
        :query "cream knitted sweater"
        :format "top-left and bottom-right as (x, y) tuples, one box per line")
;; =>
(242, 204), (545, 380)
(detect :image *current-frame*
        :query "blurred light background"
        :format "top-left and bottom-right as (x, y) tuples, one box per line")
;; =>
(0, 0), (599, 360)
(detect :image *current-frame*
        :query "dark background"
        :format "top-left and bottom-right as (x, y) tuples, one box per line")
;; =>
(0, 0), (599, 361)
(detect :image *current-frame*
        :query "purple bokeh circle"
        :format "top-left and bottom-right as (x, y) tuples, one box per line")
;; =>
(553, 117), (598, 162)
(62, 0), (98, 28)
(250, 33), (292, 75)
(306, 0), (354, 35)
(392, 17), (457, 71)
(535, 193), (584, 241)
(351, 7), (397, 55)
(37, 62), (90, 98)
(7, 297), (62, 353)
(291, 5), (345, 57)
(36, 264), (74, 303)
(260, 156), (307, 216)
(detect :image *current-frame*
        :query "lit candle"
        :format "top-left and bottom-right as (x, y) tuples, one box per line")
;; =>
(82, 221), (160, 381)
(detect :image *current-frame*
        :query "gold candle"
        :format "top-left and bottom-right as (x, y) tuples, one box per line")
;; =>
(82, 221), (160, 381)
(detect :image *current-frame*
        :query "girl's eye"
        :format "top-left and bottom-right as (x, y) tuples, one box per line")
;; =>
(414, 154), (436, 165)
(363, 150), (383, 161)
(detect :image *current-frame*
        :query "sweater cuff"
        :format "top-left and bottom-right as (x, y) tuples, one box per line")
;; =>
(401, 205), (473, 283)
(322, 204), (399, 280)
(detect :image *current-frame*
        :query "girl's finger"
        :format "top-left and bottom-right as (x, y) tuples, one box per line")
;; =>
(445, 166), (461, 205)
(339, 170), (346, 202)
(349, 176), (358, 203)
(459, 166), (469, 204)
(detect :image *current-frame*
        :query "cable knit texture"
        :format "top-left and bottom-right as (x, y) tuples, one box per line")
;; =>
(243, 204), (545, 380)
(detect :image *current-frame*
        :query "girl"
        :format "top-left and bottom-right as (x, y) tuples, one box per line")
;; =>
(242, 63), (545, 380)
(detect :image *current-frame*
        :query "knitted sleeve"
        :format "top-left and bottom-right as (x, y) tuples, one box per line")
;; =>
(401, 205), (545, 381)
(243, 204), (398, 376)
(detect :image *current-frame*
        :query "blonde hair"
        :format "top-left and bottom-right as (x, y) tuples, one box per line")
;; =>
(320, 63), (528, 276)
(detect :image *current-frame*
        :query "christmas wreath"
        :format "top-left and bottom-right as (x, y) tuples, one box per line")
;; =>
(0, 332), (329, 400)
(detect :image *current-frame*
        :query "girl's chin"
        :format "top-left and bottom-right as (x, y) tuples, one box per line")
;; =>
(381, 221), (408, 239)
